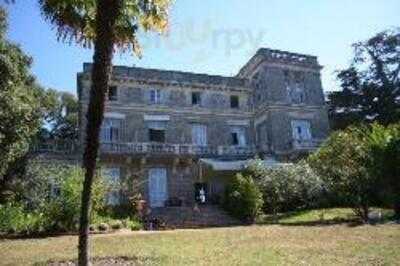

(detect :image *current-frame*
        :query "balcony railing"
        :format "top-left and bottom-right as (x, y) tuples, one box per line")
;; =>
(292, 139), (324, 150)
(100, 142), (256, 157)
(32, 141), (78, 155)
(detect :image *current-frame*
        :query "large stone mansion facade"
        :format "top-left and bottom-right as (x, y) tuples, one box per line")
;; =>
(77, 48), (329, 208)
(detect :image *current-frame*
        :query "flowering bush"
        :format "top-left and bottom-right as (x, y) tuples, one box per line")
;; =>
(246, 159), (324, 216)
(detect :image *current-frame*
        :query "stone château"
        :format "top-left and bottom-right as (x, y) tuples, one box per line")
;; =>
(77, 48), (329, 209)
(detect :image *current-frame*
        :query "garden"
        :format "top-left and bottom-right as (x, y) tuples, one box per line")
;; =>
(223, 123), (400, 225)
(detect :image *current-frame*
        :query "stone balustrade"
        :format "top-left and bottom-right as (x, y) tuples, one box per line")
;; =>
(100, 142), (256, 157)
(292, 139), (324, 150)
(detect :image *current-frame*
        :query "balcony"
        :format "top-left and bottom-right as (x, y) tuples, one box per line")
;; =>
(100, 142), (256, 157)
(292, 139), (324, 150)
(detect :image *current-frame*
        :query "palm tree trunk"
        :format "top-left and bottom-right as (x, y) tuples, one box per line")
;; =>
(78, 1), (121, 265)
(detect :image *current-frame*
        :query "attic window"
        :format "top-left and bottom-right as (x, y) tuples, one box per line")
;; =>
(230, 95), (239, 108)
(108, 86), (118, 101)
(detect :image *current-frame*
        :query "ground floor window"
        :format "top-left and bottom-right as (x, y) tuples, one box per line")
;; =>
(103, 167), (121, 206)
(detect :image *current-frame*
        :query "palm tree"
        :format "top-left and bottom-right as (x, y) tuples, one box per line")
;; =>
(39, 1), (171, 265)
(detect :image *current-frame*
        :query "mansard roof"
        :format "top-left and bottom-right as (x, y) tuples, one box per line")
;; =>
(81, 63), (247, 88)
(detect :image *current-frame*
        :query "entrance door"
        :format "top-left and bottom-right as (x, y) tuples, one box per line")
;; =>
(148, 168), (167, 207)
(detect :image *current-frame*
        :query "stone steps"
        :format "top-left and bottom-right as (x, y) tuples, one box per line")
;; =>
(149, 205), (241, 229)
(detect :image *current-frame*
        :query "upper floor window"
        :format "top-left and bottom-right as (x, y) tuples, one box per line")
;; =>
(108, 86), (118, 101)
(287, 82), (305, 104)
(150, 89), (162, 104)
(192, 92), (201, 105)
(192, 124), (207, 146)
(291, 120), (312, 141)
(100, 118), (122, 142)
(230, 126), (246, 146)
(230, 95), (239, 108)
(147, 121), (166, 143)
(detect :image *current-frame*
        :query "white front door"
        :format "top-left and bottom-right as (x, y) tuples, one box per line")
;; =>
(148, 168), (167, 207)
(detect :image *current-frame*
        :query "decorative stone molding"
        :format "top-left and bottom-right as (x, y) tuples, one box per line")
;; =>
(227, 120), (250, 126)
(104, 112), (126, 119)
(143, 114), (170, 121)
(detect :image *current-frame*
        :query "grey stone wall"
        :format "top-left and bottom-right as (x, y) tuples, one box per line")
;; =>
(77, 47), (330, 159)
(79, 105), (254, 147)
(251, 63), (325, 107)
(101, 158), (198, 207)
(256, 108), (330, 153)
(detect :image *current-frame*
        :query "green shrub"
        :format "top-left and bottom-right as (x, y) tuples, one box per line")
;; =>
(42, 166), (108, 232)
(128, 220), (142, 231)
(0, 163), (110, 235)
(89, 224), (96, 232)
(247, 160), (324, 216)
(110, 220), (123, 230)
(98, 223), (109, 231)
(308, 123), (400, 222)
(0, 202), (48, 235)
(223, 173), (263, 222)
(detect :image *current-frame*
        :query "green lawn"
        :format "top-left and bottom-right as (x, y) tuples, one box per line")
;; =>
(1, 209), (399, 265)
(258, 208), (395, 225)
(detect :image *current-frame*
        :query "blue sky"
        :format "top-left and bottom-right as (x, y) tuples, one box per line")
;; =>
(4, 0), (400, 95)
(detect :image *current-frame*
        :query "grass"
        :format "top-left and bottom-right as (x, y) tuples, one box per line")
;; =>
(257, 207), (395, 225)
(1, 208), (399, 265)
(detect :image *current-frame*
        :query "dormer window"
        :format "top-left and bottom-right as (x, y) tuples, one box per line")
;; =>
(230, 95), (239, 108)
(108, 86), (118, 101)
(192, 92), (201, 105)
(150, 89), (162, 104)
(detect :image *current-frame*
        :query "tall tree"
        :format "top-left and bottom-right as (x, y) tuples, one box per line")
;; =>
(328, 29), (400, 130)
(0, 7), (50, 200)
(39, 1), (171, 264)
(43, 90), (79, 142)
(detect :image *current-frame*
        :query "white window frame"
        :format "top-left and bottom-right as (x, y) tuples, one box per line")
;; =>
(230, 126), (246, 146)
(192, 124), (207, 146)
(100, 118), (122, 142)
(291, 120), (312, 141)
(150, 89), (162, 104)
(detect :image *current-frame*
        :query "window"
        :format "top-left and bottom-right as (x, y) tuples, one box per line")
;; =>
(50, 182), (61, 198)
(192, 92), (201, 105)
(147, 121), (166, 143)
(230, 95), (239, 108)
(291, 120), (312, 141)
(149, 129), (165, 143)
(150, 89), (162, 104)
(102, 168), (120, 206)
(100, 118), (122, 142)
(231, 132), (239, 145)
(108, 86), (118, 101)
(230, 127), (246, 146)
(287, 82), (305, 104)
(192, 124), (207, 146)
(103, 167), (121, 184)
